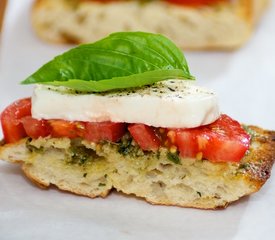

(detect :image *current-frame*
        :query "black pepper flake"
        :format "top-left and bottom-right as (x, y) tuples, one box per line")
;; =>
(168, 87), (175, 92)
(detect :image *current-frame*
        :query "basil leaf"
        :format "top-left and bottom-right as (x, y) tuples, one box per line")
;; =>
(167, 152), (181, 165)
(22, 32), (194, 92)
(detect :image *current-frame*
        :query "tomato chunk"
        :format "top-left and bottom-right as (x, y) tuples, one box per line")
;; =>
(166, 0), (224, 7)
(48, 120), (85, 139)
(128, 124), (161, 151)
(21, 116), (51, 139)
(175, 114), (250, 162)
(201, 114), (251, 162)
(85, 122), (126, 143)
(175, 129), (201, 157)
(95, 0), (224, 6)
(1, 98), (32, 143)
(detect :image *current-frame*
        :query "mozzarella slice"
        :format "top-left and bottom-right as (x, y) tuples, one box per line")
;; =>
(32, 80), (220, 128)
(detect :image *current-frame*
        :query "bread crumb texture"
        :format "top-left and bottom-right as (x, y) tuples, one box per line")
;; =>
(31, 0), (269, 49)
(1, 125), (274, 209)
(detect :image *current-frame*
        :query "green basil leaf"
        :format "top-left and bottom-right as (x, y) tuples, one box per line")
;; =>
(167, 152), (181, 165)
(22, 32), (194, 92)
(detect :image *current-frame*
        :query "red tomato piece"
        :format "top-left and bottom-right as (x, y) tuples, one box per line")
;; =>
(201, 114), (250, 162)
(1, 98), (32, 143)
(49, 120), (84, 139)
(93, 0), (113, 2)
(166, 0), (224, 7)
(175, 114), (250, 162)
(21, 116), (51, 139)
(84, 122), (126, 143)
(174, 129), (201, 158)
(128, 124), (161, 151)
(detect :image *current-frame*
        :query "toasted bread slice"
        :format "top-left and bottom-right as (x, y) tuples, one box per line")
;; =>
(0, 125), (274, 209)
(31, 0), (269, 49)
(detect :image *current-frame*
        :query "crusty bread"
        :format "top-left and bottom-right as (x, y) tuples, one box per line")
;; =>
(0, 125), (274, 209)
(31, 0), (269, 49)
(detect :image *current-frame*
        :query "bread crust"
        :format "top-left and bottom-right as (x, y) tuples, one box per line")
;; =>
(22, 163), (111, 197)
(239, 126), (275, 185)
(1, 125), (274, 209)
(31, 0), (269, 49)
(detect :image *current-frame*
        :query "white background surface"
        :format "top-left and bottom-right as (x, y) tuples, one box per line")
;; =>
(0, 0), (275, 239)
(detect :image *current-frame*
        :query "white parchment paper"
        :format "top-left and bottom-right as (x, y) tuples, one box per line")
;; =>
(0, 1), (275, 239)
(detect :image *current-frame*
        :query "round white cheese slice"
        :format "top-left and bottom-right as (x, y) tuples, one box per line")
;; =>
(32, 80), (220, 128)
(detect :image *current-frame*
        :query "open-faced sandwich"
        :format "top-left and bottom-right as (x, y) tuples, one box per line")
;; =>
(31, 0), (269, 49)
(0, 32), (274, 209)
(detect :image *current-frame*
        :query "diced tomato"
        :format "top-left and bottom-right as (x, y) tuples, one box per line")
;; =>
(1, 98), (32, 143)
(94, 0), (224, 6)
(21, 116), (51, 139)
(128, 124), (161, 151)
(201, 114), (251, 162)
(84, 122), (126, 143)
(175, 129), (201, 157)
(49, 120), (85, 139)
(166, 0), (224, 7)
(175, 114), (250, 162)
(93, 0), (113, 2)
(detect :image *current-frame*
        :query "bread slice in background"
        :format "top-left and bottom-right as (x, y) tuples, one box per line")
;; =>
(1, 125), (274, 209)
(31, 0), (269, 50)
